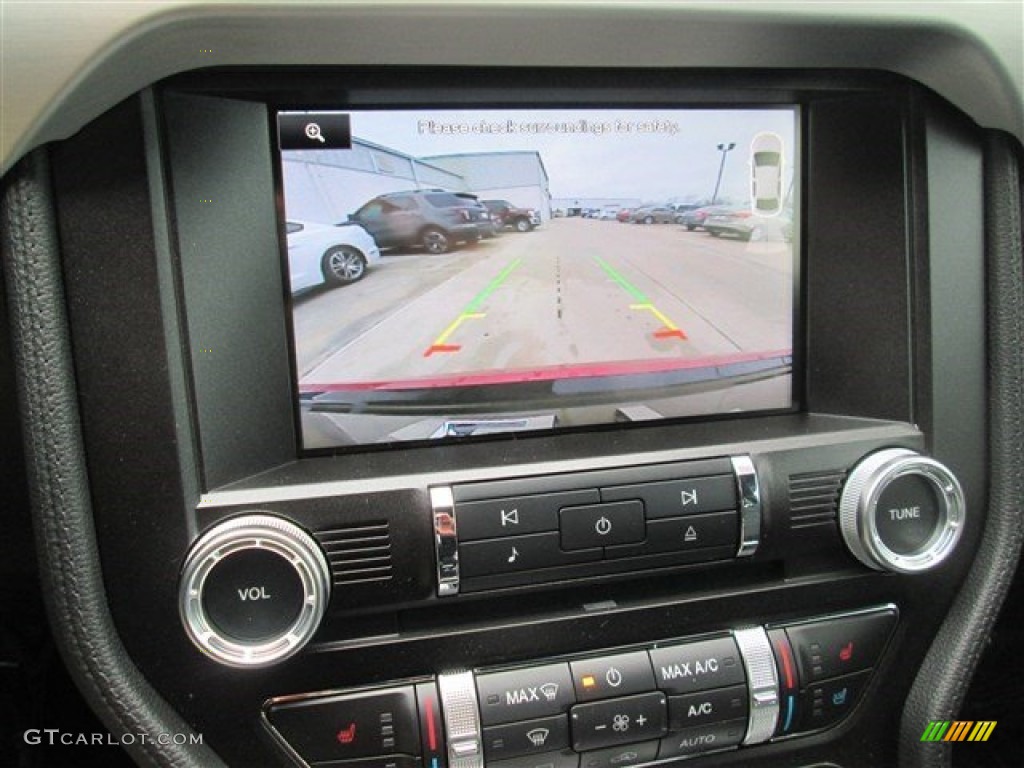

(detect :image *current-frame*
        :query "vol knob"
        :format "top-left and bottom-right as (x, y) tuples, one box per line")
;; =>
(179, 515), (331, 667)
(839, 449), (965, 573)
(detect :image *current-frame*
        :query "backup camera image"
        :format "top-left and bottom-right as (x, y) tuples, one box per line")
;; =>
(277, 108), (798, 449)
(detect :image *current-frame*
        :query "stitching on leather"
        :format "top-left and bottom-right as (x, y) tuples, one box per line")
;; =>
(5, 153), (180, 768)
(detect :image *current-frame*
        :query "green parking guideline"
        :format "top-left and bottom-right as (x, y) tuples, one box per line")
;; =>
(594, 255), (649, 303)
(464, 258), (522, 313)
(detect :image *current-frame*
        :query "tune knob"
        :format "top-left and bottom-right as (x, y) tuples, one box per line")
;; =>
(839, 449), (965, 573)
(179, 514), (331, 668)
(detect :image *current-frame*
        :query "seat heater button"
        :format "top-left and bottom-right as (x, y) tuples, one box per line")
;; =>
(784, 607), (897, 683)
(266, 687), (420, 764)
(798, 670), (871, 731)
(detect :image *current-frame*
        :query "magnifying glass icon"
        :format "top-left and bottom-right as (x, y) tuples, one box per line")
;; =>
(305, 122), (326, 143)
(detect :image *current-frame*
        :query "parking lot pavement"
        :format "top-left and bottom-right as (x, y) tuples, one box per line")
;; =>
(294, 218), (794, 388)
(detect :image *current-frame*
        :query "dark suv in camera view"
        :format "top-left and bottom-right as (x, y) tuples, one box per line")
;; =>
(348, 189), (492, 254)
(481, 199), (542, 232)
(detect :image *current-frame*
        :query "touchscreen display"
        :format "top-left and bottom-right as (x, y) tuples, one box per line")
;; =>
(277, 108), (798, 449)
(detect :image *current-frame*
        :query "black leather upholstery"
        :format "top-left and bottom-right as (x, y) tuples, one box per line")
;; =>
(0, 149), (224, 768)
(900, 132), (1024, 767)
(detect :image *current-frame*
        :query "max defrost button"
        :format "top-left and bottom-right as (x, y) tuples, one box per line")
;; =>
(477, 664), (576, 726)
(560, 502), (645, 550)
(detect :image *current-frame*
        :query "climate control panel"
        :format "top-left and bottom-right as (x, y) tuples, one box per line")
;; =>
(263, 606), (897, 768)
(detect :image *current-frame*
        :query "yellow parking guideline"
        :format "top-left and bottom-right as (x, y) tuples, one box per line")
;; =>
(629, 302), (686, 339)
(435, 313), (486, 346)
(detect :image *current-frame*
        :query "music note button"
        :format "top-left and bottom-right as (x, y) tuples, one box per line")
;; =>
(459, 532), (601, 578)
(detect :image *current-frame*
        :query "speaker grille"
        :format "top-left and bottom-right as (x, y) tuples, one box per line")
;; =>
(789, 471), (845, 528)
(315, 522), (393, 585)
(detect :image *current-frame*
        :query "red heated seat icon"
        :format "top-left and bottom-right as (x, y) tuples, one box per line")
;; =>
(839, 642), (854, 662)
(336, 723), (357, 745)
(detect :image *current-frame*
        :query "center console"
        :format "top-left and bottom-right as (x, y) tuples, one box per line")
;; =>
(264, 605), (898, 768)
(48, 67), (987, 767)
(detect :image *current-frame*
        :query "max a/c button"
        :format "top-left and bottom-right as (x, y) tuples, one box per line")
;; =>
(648, 637), (746, 695)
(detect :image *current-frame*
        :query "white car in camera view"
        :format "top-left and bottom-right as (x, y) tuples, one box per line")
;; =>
(286, 219), (381, 293)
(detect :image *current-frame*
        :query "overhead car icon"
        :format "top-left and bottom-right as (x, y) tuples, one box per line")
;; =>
(750, 131), (785, 216)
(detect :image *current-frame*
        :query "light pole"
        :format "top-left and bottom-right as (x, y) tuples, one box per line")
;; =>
(711, 142), (736, 205)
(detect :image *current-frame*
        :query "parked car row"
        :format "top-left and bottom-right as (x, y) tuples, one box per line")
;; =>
(594, 200), (795, 241)
(703, 207), (793, 242)
(286, 190), (543, 294)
